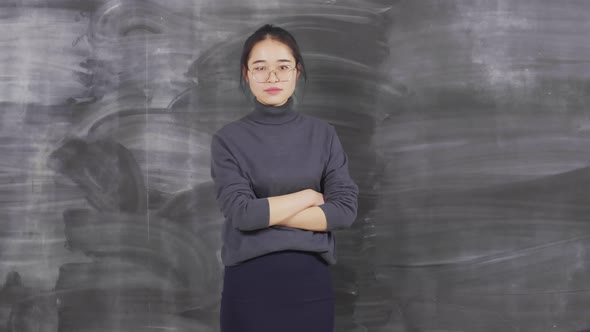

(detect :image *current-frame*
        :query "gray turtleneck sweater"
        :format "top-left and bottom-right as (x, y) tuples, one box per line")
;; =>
(210, 97), (359, 266)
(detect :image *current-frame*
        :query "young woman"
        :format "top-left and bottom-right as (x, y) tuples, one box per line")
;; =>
(210, 24), (359, 332)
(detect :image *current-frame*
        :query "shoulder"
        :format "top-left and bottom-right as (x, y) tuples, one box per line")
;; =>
(298, 112), (336, 133)
(212, 117), (248, 141)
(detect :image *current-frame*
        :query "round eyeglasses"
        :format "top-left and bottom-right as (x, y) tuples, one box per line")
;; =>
(248, 65), (296, 83)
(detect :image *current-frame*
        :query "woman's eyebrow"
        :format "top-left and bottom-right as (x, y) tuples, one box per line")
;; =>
(250, 59), (293, 65)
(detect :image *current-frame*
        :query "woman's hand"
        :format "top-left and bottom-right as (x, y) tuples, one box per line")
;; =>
(306, 189), (324, 207)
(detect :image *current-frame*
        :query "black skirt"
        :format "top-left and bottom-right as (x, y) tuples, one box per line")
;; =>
(220, 250), (335, 332)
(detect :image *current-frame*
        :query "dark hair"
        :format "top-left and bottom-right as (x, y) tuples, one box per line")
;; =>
(239, 24), (307, 97)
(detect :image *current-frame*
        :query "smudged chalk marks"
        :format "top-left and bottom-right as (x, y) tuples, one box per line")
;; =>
(2, 0), (590, 331)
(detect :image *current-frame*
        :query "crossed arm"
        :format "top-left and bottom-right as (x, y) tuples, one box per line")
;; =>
(211, 125), (358, 233)
(267, 189), (328, 232)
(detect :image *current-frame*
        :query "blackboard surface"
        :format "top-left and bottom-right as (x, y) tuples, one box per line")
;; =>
(1, 1), (589, 331)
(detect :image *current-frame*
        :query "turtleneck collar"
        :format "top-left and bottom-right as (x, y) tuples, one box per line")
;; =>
(247, 96), (299, 125)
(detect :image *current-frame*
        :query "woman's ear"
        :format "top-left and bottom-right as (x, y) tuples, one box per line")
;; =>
(296, 63), (302, 80)
(242, 66), (249, 83)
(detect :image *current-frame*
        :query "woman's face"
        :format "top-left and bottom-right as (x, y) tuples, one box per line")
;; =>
(243, 38), (301, 106)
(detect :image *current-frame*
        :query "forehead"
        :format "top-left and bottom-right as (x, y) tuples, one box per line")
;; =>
(248, 39), (295, 64)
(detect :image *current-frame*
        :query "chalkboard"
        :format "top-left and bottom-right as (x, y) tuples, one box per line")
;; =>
(1, 0), (589, 331)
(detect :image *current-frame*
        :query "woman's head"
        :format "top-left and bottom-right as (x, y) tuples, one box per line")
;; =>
(240, 24), (307, 106)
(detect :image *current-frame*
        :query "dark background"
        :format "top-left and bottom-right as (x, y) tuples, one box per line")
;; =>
(1, 0), (589, 331)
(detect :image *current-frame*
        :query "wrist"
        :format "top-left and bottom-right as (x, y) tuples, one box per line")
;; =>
(303, 189), (316, 207)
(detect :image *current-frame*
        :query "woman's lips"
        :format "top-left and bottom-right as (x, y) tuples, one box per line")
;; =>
(264, 88), (282, 95)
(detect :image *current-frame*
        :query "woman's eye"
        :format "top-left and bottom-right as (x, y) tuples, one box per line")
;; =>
(254, 67), (267, 71)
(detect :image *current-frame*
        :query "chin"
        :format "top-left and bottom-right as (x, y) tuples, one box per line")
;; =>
(257, 95), (289, 106)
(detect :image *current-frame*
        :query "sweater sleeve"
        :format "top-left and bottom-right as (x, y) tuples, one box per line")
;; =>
(210, 133), (270, 231)
(318, 125), (359, 231)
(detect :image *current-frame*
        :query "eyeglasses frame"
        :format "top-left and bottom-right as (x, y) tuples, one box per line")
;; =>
(247, 64), (298, 83)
